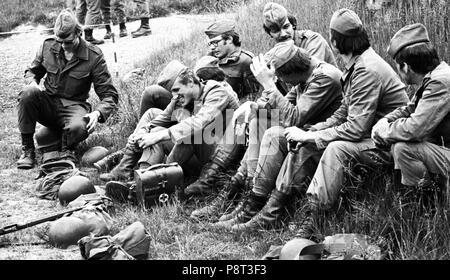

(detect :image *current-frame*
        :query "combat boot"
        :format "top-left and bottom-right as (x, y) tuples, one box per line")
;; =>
(104, 25), (112, 39)
(93, 150), (125, 172)
(131, 18), (152, 38)
(84, 28), (104, 45)
(212, 191), (267, 230)
(295, 202), (319, 240)
(184, 162), (223, 196)
(119, 22), (128, 37)
(217, 176), (252, 222)
(232, 189), (291, 232)
(99, 148), (139, 182)
(17, 147), (36, 169)
(190, 173), (245, 220)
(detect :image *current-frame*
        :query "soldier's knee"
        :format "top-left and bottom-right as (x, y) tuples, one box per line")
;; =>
(35, 126), (62, 150)
(392, 142), (412, 162)
(141, 85), (166, 103)
(66, 119), (88, 140)
(325, 141), (348, 154)
(18, 86), (41, 104)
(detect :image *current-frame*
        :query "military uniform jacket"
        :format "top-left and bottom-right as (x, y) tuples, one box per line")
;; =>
(148, 80), (240, 143)
(383, 62), (450, 148)
(311, 47), (409, 149)
(294, 30), (337, 67)
(215, 48), (260, 101)
(25, 36), (118, 122)
(261, 61), (343, 128)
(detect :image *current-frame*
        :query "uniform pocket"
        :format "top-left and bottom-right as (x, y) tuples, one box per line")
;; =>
(65, 71), (91, 99)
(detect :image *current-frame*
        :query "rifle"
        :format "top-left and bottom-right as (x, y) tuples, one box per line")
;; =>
(0, 201), (101, 236)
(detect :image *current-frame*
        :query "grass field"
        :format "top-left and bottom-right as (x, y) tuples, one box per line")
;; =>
(0, 0), (449, 260)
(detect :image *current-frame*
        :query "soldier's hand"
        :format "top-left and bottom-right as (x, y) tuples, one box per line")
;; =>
(250, 54), (277, 91)
(84, 111), (101, 134)
(284, 126), (314, 143)
(371, 118), (390, 146)
(137, 130), (170, 149)
(232, 101), (257, 127)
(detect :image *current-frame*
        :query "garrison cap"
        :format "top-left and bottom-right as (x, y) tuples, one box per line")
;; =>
(54, 8), (81, 38)
(194, 56), (219, 74)
(156, 60), (188, 92)
(204, 20), (236, 39)
(264, 40), (297, 70)
(330, 8), (363, 36)
(263, 2), (288, 30)
(387, 23), (430, 58)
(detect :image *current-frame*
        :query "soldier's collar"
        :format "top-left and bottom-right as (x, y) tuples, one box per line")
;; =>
(50, 36), (89, 60)
(218, 48), (241, 64)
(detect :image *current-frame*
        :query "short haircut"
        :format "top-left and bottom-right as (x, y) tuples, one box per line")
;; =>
(263, 14), (297, 34)
(177, 68), (201, 85)
(330, 28), (371, 55)
(221, 31), (241, 47)
(394, 42), (440, 74)
(275, 48), (312, 76)
(196, 67), (227, 82)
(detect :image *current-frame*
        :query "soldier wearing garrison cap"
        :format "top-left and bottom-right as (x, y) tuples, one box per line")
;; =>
(182, 19), (262, 196)
(206, 40), (343, 231)
(262, 2), (337, 67)
(290, 8), (409, 239)
(17, 9), (118, 169)
(372, 23), (450, 199)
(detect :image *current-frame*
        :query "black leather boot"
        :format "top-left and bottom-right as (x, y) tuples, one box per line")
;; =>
(232, 189), (291, 232)
(131, 18), (151, 38)
(212, 191), (267, 230)
(104, 25), (112, 39)
(17, 146), (36, 169)
(99, 147), (140, 182)
(184, 162), (223, 196)
(93, 149), (125, 172)
(190, 173), (245, 220)
(295, 202), (319, 240)
(85, 28), (104, 45)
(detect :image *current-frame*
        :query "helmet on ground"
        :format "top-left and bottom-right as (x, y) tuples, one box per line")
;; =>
(279, 238), (317, 260)
(59, 175), (96, 205)
(81, 146), (110, 166)
(48, 216), (91, 249)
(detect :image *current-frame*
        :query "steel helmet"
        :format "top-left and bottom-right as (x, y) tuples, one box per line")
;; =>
(48, 216), (91, 249)
(279, 238), (318, 260)
(81, 146), (110, 166)
(59, 175), (96, 205)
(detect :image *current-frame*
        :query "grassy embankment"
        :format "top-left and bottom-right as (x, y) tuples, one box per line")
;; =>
(104, 0), (450, 260)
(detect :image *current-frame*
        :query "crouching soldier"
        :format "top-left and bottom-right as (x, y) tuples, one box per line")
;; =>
(99, 60), (240, 182)
(17, 9), (118, 169)
(372, 23), (450, 206)
(286, 9), (408, 240)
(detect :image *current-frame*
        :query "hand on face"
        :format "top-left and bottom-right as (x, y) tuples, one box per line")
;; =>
(250, 54), (277, 90)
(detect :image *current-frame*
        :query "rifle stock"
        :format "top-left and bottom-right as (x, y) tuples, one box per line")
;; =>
(0, 201), (100, 236)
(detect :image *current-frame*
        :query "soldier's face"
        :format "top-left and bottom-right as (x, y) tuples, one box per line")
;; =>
(279, 72), (303, 85)
(57, 33), (80, 53)
(208, 35), (231, 59)
(171, 78), (199, 107)
(395, 62), (414, 85)
(269, 18), (294, 42)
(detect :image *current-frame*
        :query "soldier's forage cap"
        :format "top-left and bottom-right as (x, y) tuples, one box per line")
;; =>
(204, 20), (236, 39)
(156, 60), (188, 92)
(330, 8), (363, 36)
(263, 2), (288, 30)
(387, 23), (430, 58)
(194, 56), (219, 74)
(54, 8), (81, 38)
(264, 40), (297, 70)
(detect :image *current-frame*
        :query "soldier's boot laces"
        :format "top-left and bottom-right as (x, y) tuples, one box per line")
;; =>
(99, 148), (139, 182)
(232, 189), (290, 232)
(190, 175), (244, 219)
(184, 162), (222, 196)
(295, 204), (318, 240)
(17, 147), (36, 170)
(94, 150), (125, 172)
(217, 176), (251, 222)
(213, 191), (266, 230)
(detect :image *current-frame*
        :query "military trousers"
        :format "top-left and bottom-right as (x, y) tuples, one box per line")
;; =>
(392, 141), (450, 187)
(131, 108), (216, 177)
(133, 0), (150, 18)
(306, 139), (377, 209)
(17, 86), (90, 149)
(101, 0), (126, 24)
(76, 0), (103, 26)
(139, 85), (172, 117)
